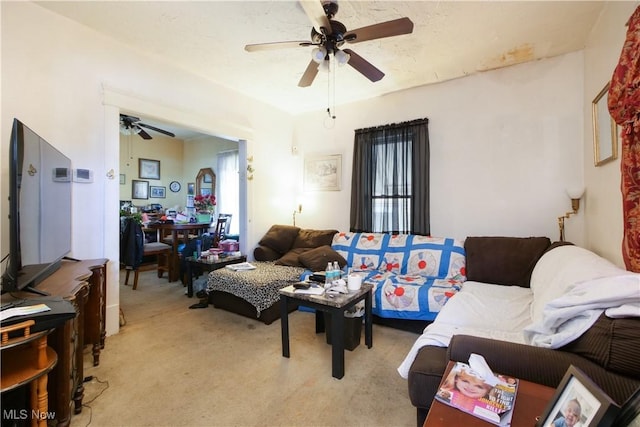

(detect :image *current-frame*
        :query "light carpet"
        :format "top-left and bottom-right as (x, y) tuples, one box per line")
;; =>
(73, 269), (418, 426)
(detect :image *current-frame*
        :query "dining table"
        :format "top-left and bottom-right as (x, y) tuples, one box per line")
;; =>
(145, 222), (211, 282)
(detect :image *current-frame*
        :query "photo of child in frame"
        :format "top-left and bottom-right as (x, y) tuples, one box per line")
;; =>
(543, 376), (601, 427)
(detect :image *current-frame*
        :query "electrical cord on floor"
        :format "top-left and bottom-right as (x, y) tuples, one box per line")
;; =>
(81, 375), (110, 427)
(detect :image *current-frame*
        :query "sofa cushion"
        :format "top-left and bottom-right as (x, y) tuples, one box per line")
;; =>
(275, 248), (309, 267)
(253, 245), (281, 261)
(298, 245), (347, 271)
(258, 225), (300, 254)
(464, 236), (551, 287)
(292, 229), (338, 249)
(560, 313), (640, 381)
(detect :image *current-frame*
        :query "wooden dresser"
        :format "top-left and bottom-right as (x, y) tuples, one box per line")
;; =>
(26, 258), (108, 427)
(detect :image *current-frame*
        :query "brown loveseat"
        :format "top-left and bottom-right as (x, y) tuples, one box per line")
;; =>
(206, 225), (342, 324)
(405, 237), (640, 426)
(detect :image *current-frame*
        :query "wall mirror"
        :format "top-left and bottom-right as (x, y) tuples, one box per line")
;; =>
(592, 82), (619, 166)
(195, 167), (216, 196)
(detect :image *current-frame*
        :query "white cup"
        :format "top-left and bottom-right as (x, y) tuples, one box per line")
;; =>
(347, 274), (362, 291)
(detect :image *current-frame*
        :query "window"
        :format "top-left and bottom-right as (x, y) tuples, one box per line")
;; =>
(350, 118), (430, 235)
(216, 150), (239, 235)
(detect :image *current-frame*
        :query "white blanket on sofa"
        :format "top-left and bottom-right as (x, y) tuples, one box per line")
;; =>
(523, 274), (640, 348)
(397, 282), (531, 379)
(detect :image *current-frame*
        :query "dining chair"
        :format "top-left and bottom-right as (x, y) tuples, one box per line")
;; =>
(212, 214), (231, 247)
(121, 218), (172, 290)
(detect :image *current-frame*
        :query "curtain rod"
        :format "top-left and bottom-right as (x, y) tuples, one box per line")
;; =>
(355, 117), (428, 134)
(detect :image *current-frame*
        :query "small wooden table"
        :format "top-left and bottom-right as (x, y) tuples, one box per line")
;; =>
(424, 361), (555, 426)
(146, 222), (211, 282)
(184, 254), (247, 297)
(279, 283), (373, 379)
(1, 320), (58, 427)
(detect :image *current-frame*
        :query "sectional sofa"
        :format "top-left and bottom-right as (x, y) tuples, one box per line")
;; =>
(400, 237), (640, 426)
(206, 225), (467, 326)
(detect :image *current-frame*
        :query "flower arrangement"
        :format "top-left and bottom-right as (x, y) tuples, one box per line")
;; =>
(194, 194), (216, 212)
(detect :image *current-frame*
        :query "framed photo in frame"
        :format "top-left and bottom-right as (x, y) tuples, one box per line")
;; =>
(304, 154), (342, 191)
(132, 180), (149, 199)
(139, 158), (161, 180)
(187, 182), (195, 196)
(150, 186), (166, 198)
(536, 365), (618, 427)
(592, 82), (619, 167)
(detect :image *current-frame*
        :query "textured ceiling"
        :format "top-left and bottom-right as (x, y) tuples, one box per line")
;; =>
(38, 0), (604, 122)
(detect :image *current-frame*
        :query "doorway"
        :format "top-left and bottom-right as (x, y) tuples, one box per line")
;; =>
(103, 89), (252, 336)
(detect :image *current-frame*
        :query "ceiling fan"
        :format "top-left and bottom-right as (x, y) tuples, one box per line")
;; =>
(119, 114), (175, 140)
(244, 0), (413, 87)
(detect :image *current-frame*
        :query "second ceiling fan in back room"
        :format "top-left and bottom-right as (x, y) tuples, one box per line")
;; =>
(244, 0), (414, 88)
(119, 114), (175, 140)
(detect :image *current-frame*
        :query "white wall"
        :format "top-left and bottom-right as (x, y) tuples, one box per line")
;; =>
(1, 2), (295, 335)
(293, 53), (586, 245)
(583, 2), (638, 266)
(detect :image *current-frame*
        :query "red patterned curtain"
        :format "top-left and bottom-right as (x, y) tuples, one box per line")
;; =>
(609, 6), (640, 272)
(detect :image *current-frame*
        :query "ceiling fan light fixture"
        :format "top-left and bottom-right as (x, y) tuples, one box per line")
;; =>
(311, 47), (327, 63)
(334, 49), (350, 65)
(319, 58), (331, 73)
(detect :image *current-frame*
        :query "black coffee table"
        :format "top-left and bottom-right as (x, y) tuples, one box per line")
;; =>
(185, 254), (246, 297)
(279, 283), (373, 379)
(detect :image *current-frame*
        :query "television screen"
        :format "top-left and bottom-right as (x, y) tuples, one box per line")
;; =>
(1, 119), (72, 294)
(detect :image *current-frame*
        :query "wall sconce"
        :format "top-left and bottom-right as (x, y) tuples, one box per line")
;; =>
(557, 187), (585, 242)
(246, 156), (254, 181)
(292, 204), (302, 226)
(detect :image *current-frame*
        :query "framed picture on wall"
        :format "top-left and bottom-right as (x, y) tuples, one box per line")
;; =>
(304, 154), (342, 191)
(139, 158), (161, 180)
(132, 180), (149, 199)
(150, 186), (166, 198)
(592, 82), (619, 167)
(187, 182), (195, 196)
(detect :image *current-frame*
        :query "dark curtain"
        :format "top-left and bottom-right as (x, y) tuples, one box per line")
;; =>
(609, 5), (640, 272)
(350, 118), (430, 235)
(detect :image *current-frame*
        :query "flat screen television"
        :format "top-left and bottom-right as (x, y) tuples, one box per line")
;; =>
(1, 118), (72, 295)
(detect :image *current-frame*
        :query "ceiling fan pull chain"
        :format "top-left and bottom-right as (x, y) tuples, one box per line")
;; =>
(326, 57), (336, 120)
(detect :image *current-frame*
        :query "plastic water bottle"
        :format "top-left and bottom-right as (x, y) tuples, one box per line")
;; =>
(333, 261), (341, 280)
(196, 239), (202, 258)
(325, 262), (333, 288)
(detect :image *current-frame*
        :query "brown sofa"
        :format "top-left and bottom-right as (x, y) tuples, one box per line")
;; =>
(406, 237), (640, 426)
(207, 225), (341, 324)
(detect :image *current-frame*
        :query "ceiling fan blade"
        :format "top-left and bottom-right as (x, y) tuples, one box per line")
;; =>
(120, 113), (141, 121)
(300, 0), (332, 35)
(344, 17), (414, 44)
(298, 60), (320, 87)
(245, 40), (313, 52)
(138, 123), (176, 138)
(137, 128), (152, 140)
(343, 49), (385, 82)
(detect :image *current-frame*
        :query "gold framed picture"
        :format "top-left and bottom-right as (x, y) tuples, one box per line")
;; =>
(592, 83), (619, 167)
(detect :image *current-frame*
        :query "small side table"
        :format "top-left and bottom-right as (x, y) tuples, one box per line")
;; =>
(1, 320), (58, 427)
(424, 361), (555, 426)
(185, 254), (247, 297)
(279, 283), (373, 379)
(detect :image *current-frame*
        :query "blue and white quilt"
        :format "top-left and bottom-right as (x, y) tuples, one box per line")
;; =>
(332, 232), (466, 321)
